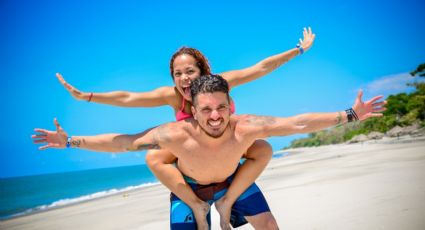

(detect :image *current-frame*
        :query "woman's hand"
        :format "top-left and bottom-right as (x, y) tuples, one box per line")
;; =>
(56, 73), (88, 101)
(299, 27), (316, 53)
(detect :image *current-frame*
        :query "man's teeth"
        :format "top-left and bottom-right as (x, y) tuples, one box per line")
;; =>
(208, 120), (221, 126)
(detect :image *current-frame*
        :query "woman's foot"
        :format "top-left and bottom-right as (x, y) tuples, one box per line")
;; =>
(192, 201), (210, 230)
(215, 196), (233, 230)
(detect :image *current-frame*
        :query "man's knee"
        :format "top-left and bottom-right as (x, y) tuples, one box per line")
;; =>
(247, 212), (279, 230)
(263, 215), (279, 230)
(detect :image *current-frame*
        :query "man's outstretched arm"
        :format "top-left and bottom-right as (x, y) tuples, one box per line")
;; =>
(245, 90), (387, 137)
(32, 118), (160, 152)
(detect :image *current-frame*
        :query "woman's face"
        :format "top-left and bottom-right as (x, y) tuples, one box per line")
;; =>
(172, 54), (202, 101)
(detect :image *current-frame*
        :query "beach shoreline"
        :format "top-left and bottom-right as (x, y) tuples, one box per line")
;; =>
(2, 136), (424, 229)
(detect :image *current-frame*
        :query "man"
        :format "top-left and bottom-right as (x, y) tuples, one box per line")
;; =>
(33, 75), (386, 229)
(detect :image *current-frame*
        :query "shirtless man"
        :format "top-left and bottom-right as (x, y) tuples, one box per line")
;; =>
(32, 74), (386, 229)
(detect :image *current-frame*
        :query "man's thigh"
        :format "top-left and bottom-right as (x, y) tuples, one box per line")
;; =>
(230, 182), (271, 227)
(170, 193), (212, 229)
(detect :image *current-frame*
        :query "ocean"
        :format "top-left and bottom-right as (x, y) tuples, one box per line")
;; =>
(0, 164), (158, 220)
(0, 154), (287, 221)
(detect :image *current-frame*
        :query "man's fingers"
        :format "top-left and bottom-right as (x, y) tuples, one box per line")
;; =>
(32, 134), (46, 139)
(372, 101), (386, 107)
(34, 128), (48, 134)
(33, 139), (47, 144)
(368, 96), (384, 104)
(369, 113), (384, 118)
(39, 143), (61, 150)
(54, 118), (62, 131)
(356, 89), (363, 102)
(50, 143), (61, 148)
(373, 107), (387, 113)
(357, 89), (363, 99)
(39, 145), (49, 150)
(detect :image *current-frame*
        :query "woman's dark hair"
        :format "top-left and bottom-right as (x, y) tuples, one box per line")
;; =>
(169, 47), (212, 80)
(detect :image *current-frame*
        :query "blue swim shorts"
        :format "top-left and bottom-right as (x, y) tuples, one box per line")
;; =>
(169, 168), (270, 229)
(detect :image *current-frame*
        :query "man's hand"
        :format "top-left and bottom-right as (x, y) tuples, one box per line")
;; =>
(56, 73), (88, 101)
(32, 118), (68, 150)
(353, 89), (387, 121)
(299, 27), (316, 52)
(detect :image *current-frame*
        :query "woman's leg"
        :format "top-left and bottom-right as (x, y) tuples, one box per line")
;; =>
(145, 149), (210, 230)
(215, 139), (273, 230)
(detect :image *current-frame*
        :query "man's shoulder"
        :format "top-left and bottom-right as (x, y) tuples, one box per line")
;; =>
(232, 114), (276, 135)
(156, 119), (194, 141)
(232, 114), (271, 126)
(232, 114), (260, 132)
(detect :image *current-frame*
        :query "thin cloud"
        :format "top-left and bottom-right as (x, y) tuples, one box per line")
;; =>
(363, 73), (423, 97)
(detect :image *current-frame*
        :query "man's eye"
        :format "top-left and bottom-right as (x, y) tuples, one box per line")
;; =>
(174, 73), (181, 77)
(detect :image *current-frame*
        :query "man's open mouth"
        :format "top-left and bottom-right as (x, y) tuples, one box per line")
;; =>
(208, 119), (222, 127)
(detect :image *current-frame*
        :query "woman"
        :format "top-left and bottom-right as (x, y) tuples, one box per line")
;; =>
(56, 27), (315, 229)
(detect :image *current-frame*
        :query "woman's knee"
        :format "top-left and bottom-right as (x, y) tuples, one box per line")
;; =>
(248, 139), (273, 160)
(145, 149), (176, 169)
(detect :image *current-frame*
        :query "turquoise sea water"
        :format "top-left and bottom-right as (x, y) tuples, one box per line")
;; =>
(0, 153), (288, 220)
(0, 164), (157, 220)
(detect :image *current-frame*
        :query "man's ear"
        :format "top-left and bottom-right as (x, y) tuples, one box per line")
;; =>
(191, 106), (197, 120)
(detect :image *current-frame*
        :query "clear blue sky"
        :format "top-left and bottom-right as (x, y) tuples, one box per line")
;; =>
(1, 0), (424, 178)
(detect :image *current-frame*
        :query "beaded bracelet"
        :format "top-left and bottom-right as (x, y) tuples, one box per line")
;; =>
(296, 44), (304, 55)
(66, 136), (72, 148)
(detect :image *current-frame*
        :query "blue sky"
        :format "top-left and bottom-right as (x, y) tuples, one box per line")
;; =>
(1, 0), (424, 178)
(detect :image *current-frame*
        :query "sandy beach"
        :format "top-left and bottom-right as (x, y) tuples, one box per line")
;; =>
(2, 136), (425, 230)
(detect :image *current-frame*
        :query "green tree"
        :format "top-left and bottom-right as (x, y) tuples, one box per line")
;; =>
(410, 63), (425, 77)
(284, 63), (425, 149)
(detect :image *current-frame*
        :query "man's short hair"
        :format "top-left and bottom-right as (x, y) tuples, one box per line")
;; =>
(190, 74), (230, 104)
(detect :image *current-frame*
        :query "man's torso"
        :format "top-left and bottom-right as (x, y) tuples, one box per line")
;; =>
(168, 117), (258, 185)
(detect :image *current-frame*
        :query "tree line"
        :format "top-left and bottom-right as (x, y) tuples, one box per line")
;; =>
(285, 63), (425, 149)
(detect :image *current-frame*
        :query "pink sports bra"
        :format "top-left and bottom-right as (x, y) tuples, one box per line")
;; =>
(175, 97), (236, 121)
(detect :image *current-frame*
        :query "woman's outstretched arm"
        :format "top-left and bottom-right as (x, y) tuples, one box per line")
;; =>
(222, 27), (315, 88)
(56, 73), (176, 107)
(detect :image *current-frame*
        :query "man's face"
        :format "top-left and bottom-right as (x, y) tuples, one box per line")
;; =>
(192, 92), (231, 138)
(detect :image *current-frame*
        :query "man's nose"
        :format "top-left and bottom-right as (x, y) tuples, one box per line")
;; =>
(210, 110), (220, 119)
